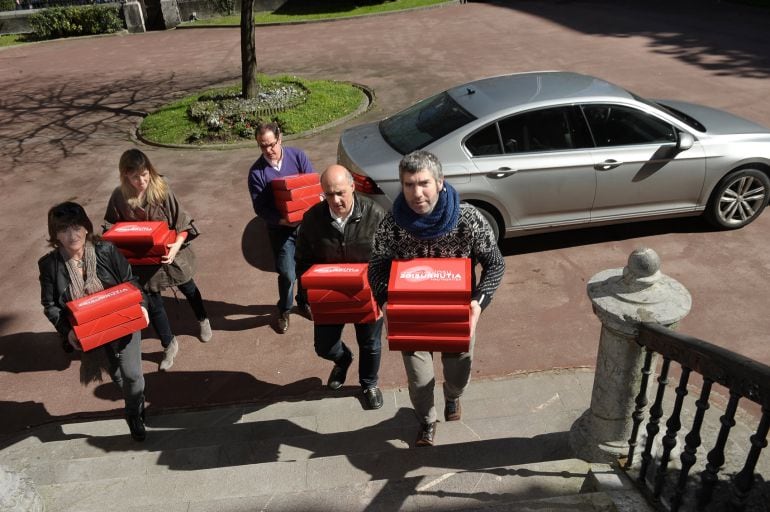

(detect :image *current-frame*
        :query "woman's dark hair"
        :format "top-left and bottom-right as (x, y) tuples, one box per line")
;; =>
(47, 201), (96, 247)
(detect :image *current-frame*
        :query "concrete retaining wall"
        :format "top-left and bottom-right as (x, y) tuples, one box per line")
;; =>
(1, 0), (287, 34)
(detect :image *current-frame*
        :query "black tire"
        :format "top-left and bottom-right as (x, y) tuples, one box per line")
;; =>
(705, 169), (770, 230)
(475, 205), (501, 242)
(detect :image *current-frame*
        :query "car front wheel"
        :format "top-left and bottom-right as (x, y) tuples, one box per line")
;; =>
(705, 169), (770, 229)
(475, 205), (501, 242)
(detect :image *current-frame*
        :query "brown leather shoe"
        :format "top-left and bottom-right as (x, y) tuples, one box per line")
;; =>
(415, 422), (437, 447)
(444, 399), (462, 421)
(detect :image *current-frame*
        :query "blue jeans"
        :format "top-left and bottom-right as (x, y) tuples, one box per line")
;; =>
(146, 278), (207, 347)
(267, 225), (306, 313)
(104, 331), (145, 416)
(313, 318), (383, 389)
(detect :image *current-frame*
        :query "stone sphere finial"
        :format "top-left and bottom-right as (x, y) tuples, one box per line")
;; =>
(587, 247), (691, 335)
(622, 247), (662, 286)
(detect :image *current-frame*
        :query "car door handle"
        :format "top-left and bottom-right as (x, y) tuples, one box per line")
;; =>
(487, 167), (517, 179)
(595, 160), (622, 170)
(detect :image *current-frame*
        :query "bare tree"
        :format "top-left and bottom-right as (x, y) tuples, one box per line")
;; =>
(240, 0), (258, 99)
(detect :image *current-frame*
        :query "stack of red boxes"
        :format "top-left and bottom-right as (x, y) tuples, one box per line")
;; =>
(386, 258), (472, 352)
(301, 263), (378, 324)
(66, 283), (147, 351)
(102, 221), (177, 265)
(272, 173), (323, 223)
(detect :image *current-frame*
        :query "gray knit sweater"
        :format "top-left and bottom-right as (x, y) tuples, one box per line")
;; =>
(367, 203), (505, 310)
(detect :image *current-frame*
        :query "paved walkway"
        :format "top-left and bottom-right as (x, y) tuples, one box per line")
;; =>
(1, 0), (770, 442)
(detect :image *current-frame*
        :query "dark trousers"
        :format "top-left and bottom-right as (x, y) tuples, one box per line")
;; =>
(313, 318), (383, 389)
(267, 225), (307, 313)
(146, 278), (207, 347)
(105, 330), (145, 416)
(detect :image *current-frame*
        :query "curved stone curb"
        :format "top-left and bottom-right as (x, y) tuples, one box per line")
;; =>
(174, 0), (461, 30)
(134, 81), (374, 150)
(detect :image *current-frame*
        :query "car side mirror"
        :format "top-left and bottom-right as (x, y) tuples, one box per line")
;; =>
(677, 131), (695, 151)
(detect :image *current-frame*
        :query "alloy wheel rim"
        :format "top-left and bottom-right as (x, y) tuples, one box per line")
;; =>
(718, 176), (766, 225)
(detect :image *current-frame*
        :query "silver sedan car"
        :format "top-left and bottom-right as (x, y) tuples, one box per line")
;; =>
(337, 71), (770, 240)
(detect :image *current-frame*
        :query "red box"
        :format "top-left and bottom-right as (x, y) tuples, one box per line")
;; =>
(301, 263), (369, 291)
(385, 303), (470, 323)
(284, 209), (310, 223)
(67, 283), (143, 325)
(118, 230), (176, 258)
(308, 287), (372, 303)
(73, 304), (144, 339)
(387, 334), (470, 353)
(103, 221), (170, 247)
(277, 195), (324, 214)
(387, 321), (470, 337)
(274, 184), (323, 202)
(388, 258), (471, 304)
(313, 310), (378, 325)
(79, 316), (148, 351)
(271, 173), (320, 190)
(310, 297), (377, 314)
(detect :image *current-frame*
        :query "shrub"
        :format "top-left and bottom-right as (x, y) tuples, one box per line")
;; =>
(0, 0), (15, 12)
(29, 5), (123, 40)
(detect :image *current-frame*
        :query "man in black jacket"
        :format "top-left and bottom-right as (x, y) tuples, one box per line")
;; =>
(295, 165), (387, 410)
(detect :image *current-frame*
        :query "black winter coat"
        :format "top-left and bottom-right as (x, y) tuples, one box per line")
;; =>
(38, 240), (145, 338)
(295, 193), (386, 279)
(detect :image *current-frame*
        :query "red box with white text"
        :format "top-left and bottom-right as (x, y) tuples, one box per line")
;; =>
(301, 263), (369, 291)
(67, 283), (144, 325)
(103, 221), (170, 247)
(387, 258), (471, 304)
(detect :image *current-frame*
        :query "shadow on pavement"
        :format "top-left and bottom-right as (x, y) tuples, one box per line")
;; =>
(492, 0), (770, 79)
(498, 215), (713, 257)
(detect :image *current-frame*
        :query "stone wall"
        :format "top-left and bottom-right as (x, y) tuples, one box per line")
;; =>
(0, 0), (287, 34)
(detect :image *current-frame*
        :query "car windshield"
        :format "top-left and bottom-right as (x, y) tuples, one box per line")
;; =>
(379, 92), (477, 154)
(633, 94), (707, 132)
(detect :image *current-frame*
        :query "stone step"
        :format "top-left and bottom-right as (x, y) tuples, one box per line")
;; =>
(2, 371), (596, 511)
(37, 458), (594, 512)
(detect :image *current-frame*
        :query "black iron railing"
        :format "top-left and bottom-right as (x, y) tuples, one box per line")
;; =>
(626, 322), (770, 511)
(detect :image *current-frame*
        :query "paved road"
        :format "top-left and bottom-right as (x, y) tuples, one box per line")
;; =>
(1, 0), (769, 440)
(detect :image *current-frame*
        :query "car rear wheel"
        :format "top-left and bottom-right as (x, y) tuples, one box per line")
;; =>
(705, 169), (770, 229)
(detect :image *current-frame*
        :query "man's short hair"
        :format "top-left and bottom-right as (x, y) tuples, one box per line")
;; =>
(398, 150), (443, 183)
(255, 121), (282, 139)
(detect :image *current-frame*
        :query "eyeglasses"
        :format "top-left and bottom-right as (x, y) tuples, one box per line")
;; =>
(258, 139), (280, 151)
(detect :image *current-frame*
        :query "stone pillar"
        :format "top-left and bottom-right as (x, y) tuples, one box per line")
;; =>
(569, 247), (691, 463)
(123, 1), (146, 33)
(159, 0), (181, 29)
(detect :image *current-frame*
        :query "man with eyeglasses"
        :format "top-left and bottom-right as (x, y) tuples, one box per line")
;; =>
(248, 121), (316, 334)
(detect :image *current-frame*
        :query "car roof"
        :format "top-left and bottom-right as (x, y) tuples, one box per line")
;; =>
(447, 71), (635, 118)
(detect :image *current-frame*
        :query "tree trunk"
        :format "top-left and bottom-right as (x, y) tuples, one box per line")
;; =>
(240, 0), (257, 99)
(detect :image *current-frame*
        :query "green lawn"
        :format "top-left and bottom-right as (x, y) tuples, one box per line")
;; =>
(0, 34), (27, 47)
(182, 0), (452, 26)
(139, 75), (365, 145)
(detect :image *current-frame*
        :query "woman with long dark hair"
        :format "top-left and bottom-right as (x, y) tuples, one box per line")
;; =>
(39, 201), (149, 441)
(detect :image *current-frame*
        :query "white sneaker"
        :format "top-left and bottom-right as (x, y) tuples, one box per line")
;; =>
(159, 337), (179, 371)
(199, 318), (212, 342)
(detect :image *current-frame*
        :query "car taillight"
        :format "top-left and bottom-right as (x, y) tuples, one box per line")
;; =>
(352, 172), (384, 195)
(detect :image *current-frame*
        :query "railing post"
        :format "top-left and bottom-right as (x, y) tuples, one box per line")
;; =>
(569, 247), (692, 463)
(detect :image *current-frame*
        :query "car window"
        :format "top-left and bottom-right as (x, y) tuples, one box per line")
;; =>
(465, 124), (502, 156)
(379, 92), (477, 154)
(467, 106), (591, 156)
(582, 104), (677, 147)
